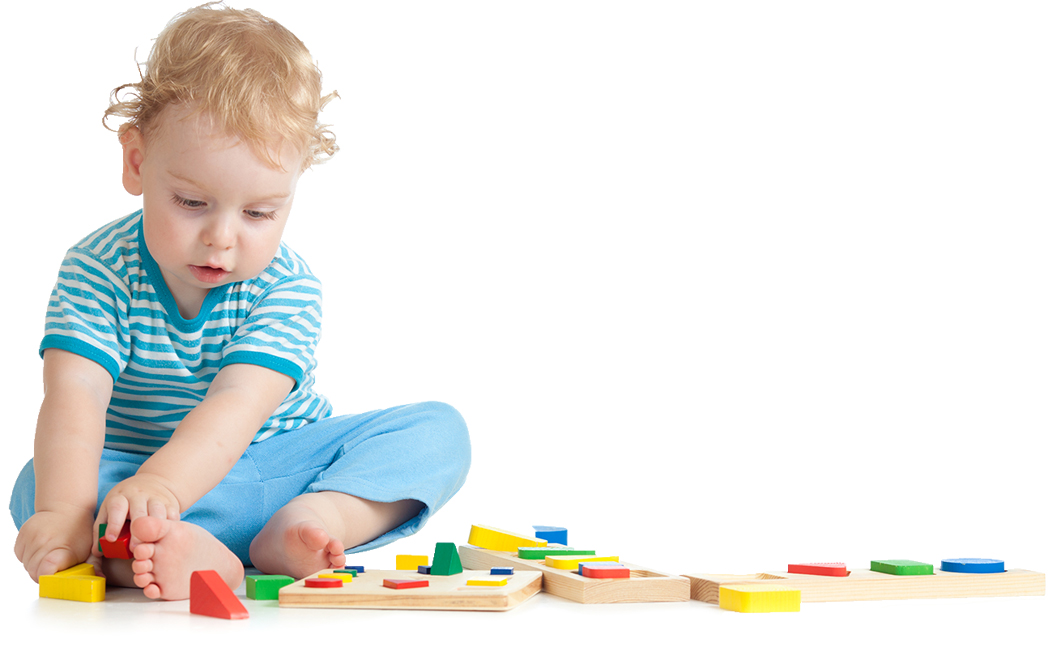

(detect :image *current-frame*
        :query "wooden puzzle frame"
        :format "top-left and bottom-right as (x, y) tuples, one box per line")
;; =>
(278, 569), (543, 611)
(458, 545), (690, 604)
(685, 567), (1045, 604)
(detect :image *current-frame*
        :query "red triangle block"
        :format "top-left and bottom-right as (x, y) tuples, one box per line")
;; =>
(190, 570), (249, 620)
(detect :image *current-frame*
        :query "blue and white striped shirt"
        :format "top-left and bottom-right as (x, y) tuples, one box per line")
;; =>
(40, 211), (333, 453)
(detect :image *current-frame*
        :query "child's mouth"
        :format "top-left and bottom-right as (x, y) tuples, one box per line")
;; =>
(189, 265), (230, 283)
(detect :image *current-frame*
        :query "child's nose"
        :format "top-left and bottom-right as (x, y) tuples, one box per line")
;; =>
(203, 215), (236, 249)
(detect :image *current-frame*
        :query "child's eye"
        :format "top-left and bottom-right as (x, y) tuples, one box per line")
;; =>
(245, 209), (278, 221)
(173, 195), (206, 210)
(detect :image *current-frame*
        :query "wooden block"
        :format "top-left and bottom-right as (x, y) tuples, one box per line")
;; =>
(545, 555), (620, 571)
(396, 555), (429, 570)
(246, 575), (295, 600)
(305, 577), (343, 588)
(54, 563), (97, 577)
(490, 567), (515, 575)
(384, 578), (430, 590)
(685, 568), (1046, 603)
(581, 564), (630, 579)
(720, 585), (800, 613)
(788, 563), (848, 577)
(99, 522), (132, 559)
(39, 573), (105, 602)
(518, 547), (595, 560)
(941, 559), (1005, 574)
(190, 570), (249, 619)
(466, 577), (510, 587)
(533, 526), (568, 546)
(459, 545), (689, 604)
(418, 565), (431, 574)
(333, 568), (358, 577)
(279, 569), (543, 611)
(871, 560), (934, 576)
(430, 542), (463, 576)
(468, 525), (547, 552)
(345, 566), (365, 574)
(319, 573), (351, 583)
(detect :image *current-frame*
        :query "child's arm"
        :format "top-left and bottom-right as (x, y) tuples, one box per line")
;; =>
(14, 349), (112, 581)
(97, 363), (294, 540)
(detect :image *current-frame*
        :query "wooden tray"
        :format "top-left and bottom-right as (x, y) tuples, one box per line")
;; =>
(278, 568), (543, 611)
(685, 568), (1045, 603)
(459, 545), (689, 604)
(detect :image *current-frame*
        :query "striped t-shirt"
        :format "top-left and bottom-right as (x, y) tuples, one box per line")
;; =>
(40, 210), (333, 453)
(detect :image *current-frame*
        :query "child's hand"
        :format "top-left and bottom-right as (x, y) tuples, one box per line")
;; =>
(14, 508), (95, 582)
(97, 472), (182, 546)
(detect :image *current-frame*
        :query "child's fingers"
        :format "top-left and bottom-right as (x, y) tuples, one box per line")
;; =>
(146, 499), (169, 520)
(102, 496), (130, 540)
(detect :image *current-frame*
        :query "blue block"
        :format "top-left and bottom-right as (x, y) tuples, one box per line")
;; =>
(418, 565), (431, 574)
(533, 525), (568, 546)
(490, 567), (515, 575)
(941, 558), (1005, 574)
(345, 565), (365, 574)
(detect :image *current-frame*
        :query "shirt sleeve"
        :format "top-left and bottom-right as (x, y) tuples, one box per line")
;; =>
(39, 249), (130, 382)
(219, 273), (323, 385)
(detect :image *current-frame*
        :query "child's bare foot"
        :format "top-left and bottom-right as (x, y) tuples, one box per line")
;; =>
(249, 498), (347, 578)
(129, 517), (244, 600)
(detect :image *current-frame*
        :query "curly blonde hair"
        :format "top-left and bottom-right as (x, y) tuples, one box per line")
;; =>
(104, 3), (338, 170)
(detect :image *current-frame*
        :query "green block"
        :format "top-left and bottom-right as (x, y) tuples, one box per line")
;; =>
(98, 524), (106, 554)
(517, 547), (597, 560)
(246, 574), (295, 600)
(871, 560), (935, 576)
(431, 542), (463, 576)
(332, 568), (358, 577)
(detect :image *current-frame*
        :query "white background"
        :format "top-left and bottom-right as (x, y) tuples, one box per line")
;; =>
(1, 1), (1044, 661)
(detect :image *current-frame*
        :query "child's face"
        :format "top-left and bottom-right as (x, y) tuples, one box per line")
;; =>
(121, 106), (306, 316)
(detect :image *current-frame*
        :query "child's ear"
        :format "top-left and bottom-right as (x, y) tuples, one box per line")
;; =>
(121, 127), (145, 196)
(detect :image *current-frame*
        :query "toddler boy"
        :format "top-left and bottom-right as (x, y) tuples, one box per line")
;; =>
(10, 4), (469, 600)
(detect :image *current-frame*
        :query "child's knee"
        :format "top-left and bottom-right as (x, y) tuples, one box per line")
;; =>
(415, 401), (471, 472)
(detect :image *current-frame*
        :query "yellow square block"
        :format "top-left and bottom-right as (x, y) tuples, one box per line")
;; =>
(466, 577), (510, 587)
(396, 555), (429, 570)
(39, 574), (106, 602)
(468, 525), (548, 552)
(544, 555), (620, 571)
(719, 584), (800, 613)
(318, 573), (351, 583)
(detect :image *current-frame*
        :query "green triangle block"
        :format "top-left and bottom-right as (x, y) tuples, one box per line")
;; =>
(431, 542), (463, 576)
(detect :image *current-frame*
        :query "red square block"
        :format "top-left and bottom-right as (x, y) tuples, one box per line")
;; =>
(383, 578), (429, 590)
(788, 562), (848, 577)
(100, 522), (132, 559)
(305, 577), (343, 588)
(581, 565), (630, 579)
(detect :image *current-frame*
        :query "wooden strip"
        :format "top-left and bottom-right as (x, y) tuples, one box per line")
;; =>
(459, 545), (689, 604)
(685, 568), (1046, 604)
(278, 568), (542, 611)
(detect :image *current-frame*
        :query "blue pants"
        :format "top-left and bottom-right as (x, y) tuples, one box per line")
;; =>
(10, 402), (470, 565)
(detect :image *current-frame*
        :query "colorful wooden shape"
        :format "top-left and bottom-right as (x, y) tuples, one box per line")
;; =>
(533, 526), (568, 546)
(396, 555), (429, 570)
(941, 559), (1005, 574)
(574, 561), (624, 575)
(468, 525), (547, 552)
(99, 521), (132, 559)
(345, 566), (365, 574)
(788, 563), (848, 577)
(190, 570), (249, 619)
(871, 560), (934, 576)
(466, 577), (510, 587)
(544, 555), (620, 571)
(305, 577), (344, 588)
(333, 568), (358, 577)
(384, 578), (430, 590)
(518, 547), (595, 560)
(40, 564), (106, 603)
(719, 584), (800, 613)
(581, 564), (630, 579)
(490, 567), (515, 575)
(319, 574), (352, 583)
(431, 542), (463, 576)
(418, 565), (431, 575)
(246, 575), (295, 600)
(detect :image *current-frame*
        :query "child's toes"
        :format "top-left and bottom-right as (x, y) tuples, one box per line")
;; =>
(131, 558), (153, 574)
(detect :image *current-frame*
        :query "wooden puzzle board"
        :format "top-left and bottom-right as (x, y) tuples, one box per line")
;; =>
(685, 568), (1045, 604)
(459, 545), (690, 604)
(278, 569), (543, 611)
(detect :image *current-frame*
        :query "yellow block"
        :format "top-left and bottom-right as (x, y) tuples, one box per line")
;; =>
(39, 575), (106, 602)
(466, 577), (510, 587)
(318, 574), (352, 583)
(544, 555), (620, 571)
(719, 585), (800, 613)
(467, 525), (547, 552)
(54, 563), (97, 577)
(396, 555), (429, 570)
